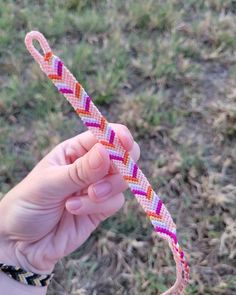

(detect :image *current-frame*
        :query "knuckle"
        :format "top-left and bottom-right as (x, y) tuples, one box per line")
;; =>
(120, 124), (129, 132)
(68, 158), (88, 187)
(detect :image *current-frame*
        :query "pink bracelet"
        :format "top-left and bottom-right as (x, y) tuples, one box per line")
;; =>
(25, 31), (190, 294)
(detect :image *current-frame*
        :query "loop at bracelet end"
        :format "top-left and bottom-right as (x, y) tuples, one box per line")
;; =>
(25, 31), (52, 67)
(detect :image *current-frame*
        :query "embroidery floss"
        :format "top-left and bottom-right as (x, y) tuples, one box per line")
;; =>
(25, 31), (190, 294)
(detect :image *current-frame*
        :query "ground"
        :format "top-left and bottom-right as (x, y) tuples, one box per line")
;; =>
(0, 0), (236, 294)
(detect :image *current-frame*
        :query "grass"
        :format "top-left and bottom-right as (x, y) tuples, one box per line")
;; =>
(1, 0), (236, 294)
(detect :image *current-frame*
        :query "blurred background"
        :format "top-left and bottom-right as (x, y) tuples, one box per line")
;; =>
(0, 0), (236, 294)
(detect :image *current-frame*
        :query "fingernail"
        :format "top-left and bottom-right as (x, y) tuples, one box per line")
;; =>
(66, 199), (82, 211)
(93, 181), (112, 198)
(89, 147), (103, 169)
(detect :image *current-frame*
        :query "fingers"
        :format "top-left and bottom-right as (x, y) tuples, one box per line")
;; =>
(66, 143), (110, 191)
(66, 192), (125, 216)
(115, 124), (134, 151)
(49, 143), (110, 197)
(108, 140), (140, 174)
(88, 174), (126, 202)
(65, 140), (140, 214)
(61, 123), (135, 164)
(43, 134), (140, 197)
(88, 142), (140, 202)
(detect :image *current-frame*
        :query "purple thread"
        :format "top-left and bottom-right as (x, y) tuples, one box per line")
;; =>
(156, 199), (163, 214)
(59, 88), (73, 94)
(85, 122), (100, 128)
(109, 154), (123, 161)
(109, 130), (115, 144)
(85, 96), (91, 111)
(57, 60), (63, 76)
(132, 164), (138, 178)
(155, 226), (177, 244)
(132, 189), (146, 196)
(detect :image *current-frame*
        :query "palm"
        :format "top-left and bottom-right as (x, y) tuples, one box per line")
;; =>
(7, 137), (112, 269)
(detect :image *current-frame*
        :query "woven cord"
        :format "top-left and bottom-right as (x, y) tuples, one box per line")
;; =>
(0, 263), (53, 287)
(24, 31), (190, 294)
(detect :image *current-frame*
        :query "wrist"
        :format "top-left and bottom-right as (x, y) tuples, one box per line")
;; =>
(0, 200), (55, 275)
(0, 239), (20, 268)
(0, 241), (49, 294)
(0, 240), (52, 293)
(0, 270), (47, 295)
(0, 239), (55, 275)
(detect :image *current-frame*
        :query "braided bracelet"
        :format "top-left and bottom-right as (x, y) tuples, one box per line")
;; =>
(0, 263), (53, 287)
(24, 31), (190, 294)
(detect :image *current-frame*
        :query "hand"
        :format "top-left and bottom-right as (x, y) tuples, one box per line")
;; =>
(0, 124), (140, 275)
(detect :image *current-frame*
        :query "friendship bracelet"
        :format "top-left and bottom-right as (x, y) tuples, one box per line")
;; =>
(0, 263), (53, 287)
(24, 31), (190, 294)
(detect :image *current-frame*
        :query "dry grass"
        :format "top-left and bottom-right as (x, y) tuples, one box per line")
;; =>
(1, 0), (236, 294)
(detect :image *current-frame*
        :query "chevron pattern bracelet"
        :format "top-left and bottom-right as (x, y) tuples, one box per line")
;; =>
(24, 31), (190, 294)
(0, 263), (53, 287)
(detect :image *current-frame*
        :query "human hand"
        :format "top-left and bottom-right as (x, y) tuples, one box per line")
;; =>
(0, 124), (140, 276)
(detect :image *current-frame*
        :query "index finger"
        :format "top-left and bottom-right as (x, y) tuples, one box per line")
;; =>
(62, 123), (134, 161)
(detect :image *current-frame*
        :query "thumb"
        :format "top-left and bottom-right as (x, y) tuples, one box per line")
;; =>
(51, 143), (110, 196)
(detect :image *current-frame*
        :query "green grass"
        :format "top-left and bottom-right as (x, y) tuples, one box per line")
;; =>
(1, 0), (236, 294)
